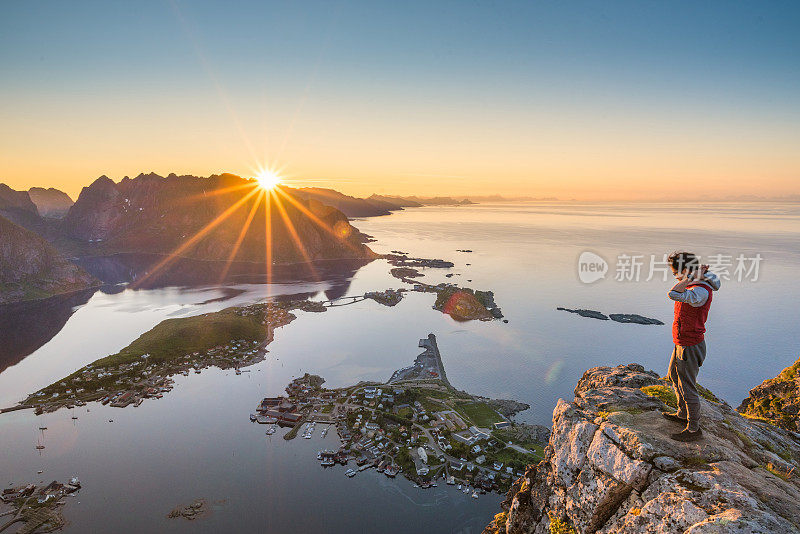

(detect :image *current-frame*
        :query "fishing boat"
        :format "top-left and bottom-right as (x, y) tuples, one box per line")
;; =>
(457, 484), (462, 490)
(35, 437), (45, 450)
(38, 427), (47, 431)
(250, 414), (257, 422)
(472, 491), (479, 499)
(345, 469), (356, 478)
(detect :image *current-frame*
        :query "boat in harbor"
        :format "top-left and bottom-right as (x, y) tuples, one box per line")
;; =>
(266, 426), (276, 435)
(38, 427), (47, 431)
(472, 491), (479, 499)
(457, 484), (462, 490)
(345, 469), (356, 478)
(250, 414), (257, 422)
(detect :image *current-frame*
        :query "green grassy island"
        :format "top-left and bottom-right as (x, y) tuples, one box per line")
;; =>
(13, 300), (322, 413)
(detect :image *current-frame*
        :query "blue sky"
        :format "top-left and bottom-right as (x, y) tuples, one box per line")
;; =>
(1, 1), (799, 198)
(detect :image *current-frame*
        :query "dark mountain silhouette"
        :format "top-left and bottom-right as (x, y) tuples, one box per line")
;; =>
(61, 172), (376, 264)
(0, 214), (99, 304)
(0, 183), (41, 228)
(367, 194), (424, 208)
(295, 187), (404, 217)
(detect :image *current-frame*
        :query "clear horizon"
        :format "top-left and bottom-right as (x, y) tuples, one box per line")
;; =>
(2, 1), (799, 200)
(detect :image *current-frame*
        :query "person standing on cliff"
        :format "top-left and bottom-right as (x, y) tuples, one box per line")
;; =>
(663, 251), (721, 442)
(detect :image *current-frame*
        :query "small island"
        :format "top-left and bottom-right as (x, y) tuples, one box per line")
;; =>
(251, 334), (548, 495)
(557, 307), (663, 325)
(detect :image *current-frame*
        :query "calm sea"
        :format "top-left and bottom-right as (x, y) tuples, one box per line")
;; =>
(1, 201), (798, 533)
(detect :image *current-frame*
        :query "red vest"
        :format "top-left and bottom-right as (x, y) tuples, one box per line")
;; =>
(672, 282), (713, 346)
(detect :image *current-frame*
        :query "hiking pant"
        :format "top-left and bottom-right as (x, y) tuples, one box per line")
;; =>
(667, 340), (706, 432)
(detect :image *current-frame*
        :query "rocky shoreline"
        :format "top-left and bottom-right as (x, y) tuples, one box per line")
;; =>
(484, 363), (800, 534)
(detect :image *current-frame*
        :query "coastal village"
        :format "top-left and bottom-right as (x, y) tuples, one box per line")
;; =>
(250, 334), (547, 497)
(6, 254), (505, 418)
(0, 478), (81, 534)
(7, 301), (308, 416)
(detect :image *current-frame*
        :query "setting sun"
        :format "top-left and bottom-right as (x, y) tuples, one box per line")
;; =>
(255, 169), (282, 190)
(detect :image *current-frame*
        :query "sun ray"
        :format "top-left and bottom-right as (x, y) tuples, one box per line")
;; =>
(272, 190), (319, 280)
(132, 187), (261, 288)
(264, 189), (273, 289)
(272, 186), (361, 254)
(218, 192), (263, 283)
(182, 181), (259, 203)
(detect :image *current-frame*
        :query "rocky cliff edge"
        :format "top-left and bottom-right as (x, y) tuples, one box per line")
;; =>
(485, 364), (800, 534)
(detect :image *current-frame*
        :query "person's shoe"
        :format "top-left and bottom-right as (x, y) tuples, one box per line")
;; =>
(671, 428), (703, 442)
(661, 411), (687, 424)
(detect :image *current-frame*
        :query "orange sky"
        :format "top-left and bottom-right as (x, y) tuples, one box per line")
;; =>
(2, 3), (799, 201)
(2, 92), (798, 201)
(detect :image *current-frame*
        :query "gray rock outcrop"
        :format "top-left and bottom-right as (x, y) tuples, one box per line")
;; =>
(485, 364), (800, 534)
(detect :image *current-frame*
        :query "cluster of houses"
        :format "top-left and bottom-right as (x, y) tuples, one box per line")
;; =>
(255, 396), (303, 425)
(27, 336), (267, 414)
(364, 288), (404, 306)
(451, 425), (491, 446)
(1, 477), (81, 506)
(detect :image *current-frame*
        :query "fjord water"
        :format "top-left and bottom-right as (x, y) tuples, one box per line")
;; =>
(1, 202), (799, 533)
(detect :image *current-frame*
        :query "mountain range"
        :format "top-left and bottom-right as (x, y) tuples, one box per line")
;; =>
(0, 173), (380, 304)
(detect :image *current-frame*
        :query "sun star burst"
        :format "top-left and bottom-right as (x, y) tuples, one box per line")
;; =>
(255, 169), (282, 190)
